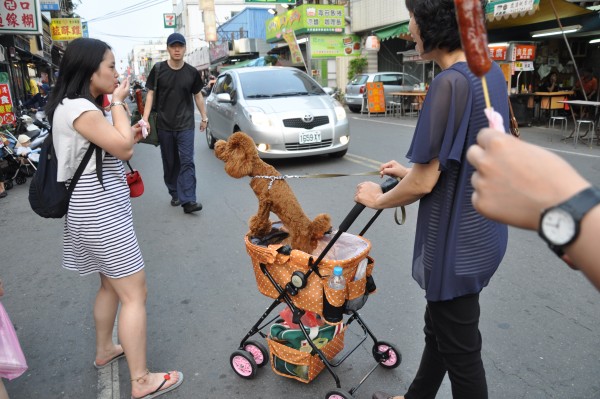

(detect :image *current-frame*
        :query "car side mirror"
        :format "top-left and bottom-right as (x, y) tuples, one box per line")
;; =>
(216, 93), (233, 104)
(323, 87), (334, 96)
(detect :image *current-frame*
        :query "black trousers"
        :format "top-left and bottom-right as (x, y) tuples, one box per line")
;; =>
(405, 293), (487, 399)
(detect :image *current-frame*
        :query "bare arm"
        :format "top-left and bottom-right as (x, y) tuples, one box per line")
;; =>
(194, 91), (208, 131)
(73, 78), (142, 160)
(355, 159), (441, 209)
(142, 89), (154, 122)
(467, 128), (600, 290)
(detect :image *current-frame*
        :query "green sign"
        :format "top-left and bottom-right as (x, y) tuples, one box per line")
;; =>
(245, 0), (295, 3)
(310, 35), (361, 58)
(266, 4), (345, 42)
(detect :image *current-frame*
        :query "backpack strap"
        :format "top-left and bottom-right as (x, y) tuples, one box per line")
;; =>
(66, 143), (97, 195)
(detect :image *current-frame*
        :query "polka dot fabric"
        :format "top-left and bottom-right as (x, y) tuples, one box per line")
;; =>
(245, 234), (374, 318)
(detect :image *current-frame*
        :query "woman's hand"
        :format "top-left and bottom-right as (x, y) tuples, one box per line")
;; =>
(380, 160), (410, 179)
(132, 122), (144, 143)
(112, 77), (130, 102)
(355, 181), (383, 209)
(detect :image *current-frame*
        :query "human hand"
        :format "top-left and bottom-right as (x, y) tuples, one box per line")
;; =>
(200, 119), (207, 131)
(131, 123), (143, 143)
(467, 128), (590, 230)
(112, 77), (130, 102)
(380, 160), (409, 179)
(0, 277), (4, 297)
(355, 181), (383, 209)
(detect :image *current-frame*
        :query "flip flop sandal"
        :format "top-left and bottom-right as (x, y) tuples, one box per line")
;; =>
(93, 352), (125, 369)
(131, 371), (184, 399)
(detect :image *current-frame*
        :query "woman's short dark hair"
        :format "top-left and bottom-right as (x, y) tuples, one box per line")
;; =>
(46, 38), (112, 123)
(405, 0), (485, 54)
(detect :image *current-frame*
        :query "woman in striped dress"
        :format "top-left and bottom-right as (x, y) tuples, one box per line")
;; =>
(46, 38), (183, 399)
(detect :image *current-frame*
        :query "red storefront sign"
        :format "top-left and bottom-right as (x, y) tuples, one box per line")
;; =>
(513, 44), (536, 61)
(0, 84), (15, 125)
(489, 46), (508, 61)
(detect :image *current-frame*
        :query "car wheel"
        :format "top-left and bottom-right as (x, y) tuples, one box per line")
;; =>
(348, 106), (361, 113)
(206, 124), (216, 149)
(329, 149), (347, 158)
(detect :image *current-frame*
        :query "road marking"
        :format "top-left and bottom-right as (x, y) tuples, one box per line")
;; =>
(98, 320), (120, 399)
(345, 153), (382, 169)
(350, 115), (417, 128)
(546, 146), (600, 159)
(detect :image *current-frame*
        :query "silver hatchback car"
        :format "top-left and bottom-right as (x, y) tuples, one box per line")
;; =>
(345, 72), (422, 113)
(205, 67), (349, 159)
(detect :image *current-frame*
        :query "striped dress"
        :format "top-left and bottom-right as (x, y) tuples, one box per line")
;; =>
(62, 153), (144, 278)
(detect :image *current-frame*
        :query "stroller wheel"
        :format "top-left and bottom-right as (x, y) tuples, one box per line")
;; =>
(372, 341), (401, 369)
(15, 175), (26, 185)
(243, 340), (268, 368)
(325, 389), (354, 399)
(230, 350), (257, 379)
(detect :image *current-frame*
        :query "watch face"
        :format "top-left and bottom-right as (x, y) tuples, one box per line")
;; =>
(541, 207), (576, 246)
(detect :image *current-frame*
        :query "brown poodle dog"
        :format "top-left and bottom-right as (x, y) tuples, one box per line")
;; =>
(214, 132), (331, 253)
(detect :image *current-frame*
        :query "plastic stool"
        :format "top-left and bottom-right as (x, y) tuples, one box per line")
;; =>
(574, 119), (595, 147)
(409, 102), (420, 117)
(550, 116), (567, 131)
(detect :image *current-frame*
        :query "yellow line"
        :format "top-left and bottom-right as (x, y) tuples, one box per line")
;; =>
(345, 153), (382, 169)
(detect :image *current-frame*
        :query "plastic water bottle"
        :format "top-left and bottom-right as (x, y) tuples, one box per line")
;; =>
(328, 266), (346, 291)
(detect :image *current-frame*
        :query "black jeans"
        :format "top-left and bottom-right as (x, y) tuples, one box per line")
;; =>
(405, 293), (487, 399)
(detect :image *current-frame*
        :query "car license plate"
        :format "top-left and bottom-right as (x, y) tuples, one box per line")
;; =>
(299, 131), (321, 144)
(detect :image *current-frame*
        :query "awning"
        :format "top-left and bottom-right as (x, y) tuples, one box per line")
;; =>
(487, 0), (593, 29)
(374, 22), (411, 42)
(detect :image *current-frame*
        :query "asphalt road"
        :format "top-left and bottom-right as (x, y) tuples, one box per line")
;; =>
(1, 113), (599, 399)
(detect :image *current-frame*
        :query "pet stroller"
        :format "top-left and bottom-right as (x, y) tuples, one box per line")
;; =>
(230, 178), (402, 399)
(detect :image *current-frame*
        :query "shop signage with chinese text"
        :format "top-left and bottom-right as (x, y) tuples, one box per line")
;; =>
(266, 4), (345, 42)
(0, 84), (15, 126)
(489, 45), (508, 61)
(51, 18), (83, 41)
(310, 34), (361, 58)
(0, 0), (42, 35)
(511, 44), (536, 61)
(40, 0), (60, 11)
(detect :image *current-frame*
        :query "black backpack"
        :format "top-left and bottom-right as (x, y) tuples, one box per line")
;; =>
(29, 133), (96, 218)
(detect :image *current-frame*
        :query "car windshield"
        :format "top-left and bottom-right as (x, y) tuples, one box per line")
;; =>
(240, 69), (325, 99)
(349, 75), (368, 85)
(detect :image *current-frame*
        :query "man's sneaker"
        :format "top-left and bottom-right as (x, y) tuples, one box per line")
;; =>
(171, 199), (181, 206)
(183, 202), (202, 214)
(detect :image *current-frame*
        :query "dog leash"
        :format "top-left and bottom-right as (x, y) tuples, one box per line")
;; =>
(252, 171), (406, 225)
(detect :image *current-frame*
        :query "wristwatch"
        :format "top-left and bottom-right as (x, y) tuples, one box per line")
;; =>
(538, 186), (600, 256)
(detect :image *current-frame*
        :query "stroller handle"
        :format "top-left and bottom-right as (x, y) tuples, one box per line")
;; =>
(338, 177), (399, 233)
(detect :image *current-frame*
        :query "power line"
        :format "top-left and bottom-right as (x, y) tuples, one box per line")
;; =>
(85, 0), (169, 23)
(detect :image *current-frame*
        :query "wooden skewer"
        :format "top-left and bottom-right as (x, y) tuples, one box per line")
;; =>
(481, 75), (491, 109)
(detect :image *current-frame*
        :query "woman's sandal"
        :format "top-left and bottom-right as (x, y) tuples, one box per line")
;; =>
(131, 369), (184, 399)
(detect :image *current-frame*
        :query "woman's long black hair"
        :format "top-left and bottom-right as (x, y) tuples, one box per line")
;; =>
(45, 38), (112, 124)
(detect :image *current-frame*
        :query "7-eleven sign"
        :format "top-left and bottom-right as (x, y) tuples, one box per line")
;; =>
(164, 13), (176, 28)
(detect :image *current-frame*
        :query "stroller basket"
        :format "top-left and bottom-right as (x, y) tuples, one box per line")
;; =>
(244, 231), (375, 323)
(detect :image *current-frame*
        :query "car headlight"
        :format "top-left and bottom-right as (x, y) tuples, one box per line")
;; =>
(244, 107), (272, 127)
(334, 101), (347, 121)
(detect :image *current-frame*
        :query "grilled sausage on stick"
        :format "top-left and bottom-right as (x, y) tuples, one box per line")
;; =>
(454, 0), (493, 109)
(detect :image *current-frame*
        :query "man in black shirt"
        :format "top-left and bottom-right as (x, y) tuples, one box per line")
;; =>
(143, 33), (208, 214)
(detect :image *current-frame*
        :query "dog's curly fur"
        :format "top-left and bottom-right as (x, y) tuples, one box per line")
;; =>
(214, 132), (331, 253)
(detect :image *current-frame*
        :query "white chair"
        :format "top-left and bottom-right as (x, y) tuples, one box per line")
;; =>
(550, 116), (567, 131)
(409, 102), (420, 117)
(574, 119), (595, 147)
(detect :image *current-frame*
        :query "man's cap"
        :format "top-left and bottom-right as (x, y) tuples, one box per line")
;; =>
(40, 83), (50, 93)
(167, 33), (186, 46)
